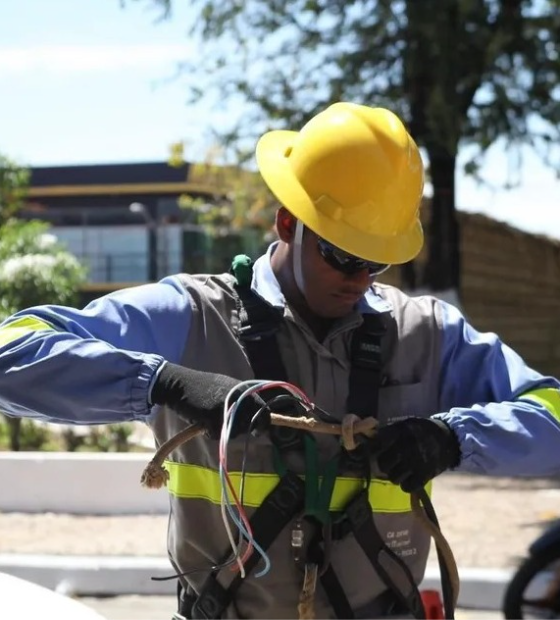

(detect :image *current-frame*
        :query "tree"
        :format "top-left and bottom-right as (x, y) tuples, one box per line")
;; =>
(179, 150), (279, 235)
(166, 143), (280, 271)
(0, 155), (30, 225)
(130, 0), (560, 292)
(0, 156), (87, 450)
(0, 219), (86, 319)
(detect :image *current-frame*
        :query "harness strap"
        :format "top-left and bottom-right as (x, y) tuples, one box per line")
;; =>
(233, 264), (287, 382)
(345, 490), (426, 619)
(347, 312), (386, 418)
(296, 512), (417, 620)
(188, 471), (306, 619)
(339, 313), (385, 481)
(307, 529), (355, 619)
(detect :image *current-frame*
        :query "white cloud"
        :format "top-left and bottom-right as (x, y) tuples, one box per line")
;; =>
(0, 44), (191, 75)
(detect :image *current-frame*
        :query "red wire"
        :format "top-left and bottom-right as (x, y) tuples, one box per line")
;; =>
(220, 381), (311, 573)
(222, 468), (254, 568)
(219, 403), (254, 570)
(255, 381), (312, 406)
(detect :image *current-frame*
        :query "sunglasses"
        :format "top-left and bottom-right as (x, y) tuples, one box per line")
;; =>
(317, 237), (391, 276)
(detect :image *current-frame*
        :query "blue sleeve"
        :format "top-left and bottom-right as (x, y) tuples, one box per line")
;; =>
(433, 300), (560, 477)
(0, 275), (192, 425)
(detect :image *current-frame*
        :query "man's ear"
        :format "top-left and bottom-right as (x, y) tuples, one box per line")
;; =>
(275, 207), (296, 242)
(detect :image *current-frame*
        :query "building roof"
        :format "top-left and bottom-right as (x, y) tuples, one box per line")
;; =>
(30, 161), (190, 187)
(27, 161), (225, 199)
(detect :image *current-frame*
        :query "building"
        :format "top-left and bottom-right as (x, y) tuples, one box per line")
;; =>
(23, 161), (262, 303)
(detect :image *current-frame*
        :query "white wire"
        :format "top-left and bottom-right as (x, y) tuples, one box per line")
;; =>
(219, 379), (305, 578)
(219, 379), (265, 578)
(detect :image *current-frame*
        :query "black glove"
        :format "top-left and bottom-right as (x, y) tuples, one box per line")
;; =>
(150, 363), (277, 439)
(368, 417), (461, 493)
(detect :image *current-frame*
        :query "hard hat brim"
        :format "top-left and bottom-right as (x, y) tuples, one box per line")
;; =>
(256, 129), (423, 265)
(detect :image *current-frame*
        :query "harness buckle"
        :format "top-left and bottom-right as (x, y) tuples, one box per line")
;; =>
(291, 518), (305, 566)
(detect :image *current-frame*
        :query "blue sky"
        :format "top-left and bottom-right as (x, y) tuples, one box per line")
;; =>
(1, 0), (559, 239)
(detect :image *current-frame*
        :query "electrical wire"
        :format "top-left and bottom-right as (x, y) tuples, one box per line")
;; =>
(152, 378), (311, 584)
(219, 381), (258, 577)
(239, 388), (313, 577)
(220, 380), (276, 575)
(219, 379), (311, 578)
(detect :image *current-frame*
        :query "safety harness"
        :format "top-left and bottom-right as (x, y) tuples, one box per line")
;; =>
(184, 255), (427, 620)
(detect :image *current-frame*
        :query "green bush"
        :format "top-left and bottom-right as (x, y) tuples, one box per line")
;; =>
(18, 420), (50, 450)
(108, 424), (134, 452)
(0, 419), (146, 453)
(61, 427), (87, 452)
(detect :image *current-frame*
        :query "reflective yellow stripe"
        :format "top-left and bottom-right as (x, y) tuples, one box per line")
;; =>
(519, 388), (560, 423)
(164, 461), (431, 513)
(0, 316), (55, 348)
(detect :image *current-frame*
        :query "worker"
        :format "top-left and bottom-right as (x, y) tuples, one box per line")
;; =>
(1, 102), (559, 620)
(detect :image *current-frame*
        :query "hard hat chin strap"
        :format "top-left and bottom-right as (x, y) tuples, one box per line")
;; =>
(293, 220), (306, 294)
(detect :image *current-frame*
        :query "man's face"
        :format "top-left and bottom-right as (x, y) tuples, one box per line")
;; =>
(299, 229), (389, 318)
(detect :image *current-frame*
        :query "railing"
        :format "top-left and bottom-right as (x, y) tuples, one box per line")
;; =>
(73, 228), (266, 283)
(76, 252), (176, 283)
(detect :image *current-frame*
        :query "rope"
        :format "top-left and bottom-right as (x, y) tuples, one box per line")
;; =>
(297, 563), (318, 619)
(411, 493), (461, 609)
(140, 412), (378, 489)
(139, 412), (460, 618)
(341, 413), (363, 450)
(140, 424), (202, 489)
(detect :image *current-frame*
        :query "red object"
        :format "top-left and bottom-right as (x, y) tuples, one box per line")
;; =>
(421, 589), (445, 619)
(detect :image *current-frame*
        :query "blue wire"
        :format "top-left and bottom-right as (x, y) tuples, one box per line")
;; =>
(220, 383), (271, 577)
(227, 382), (272, 577)
(220, 381), (272, 577)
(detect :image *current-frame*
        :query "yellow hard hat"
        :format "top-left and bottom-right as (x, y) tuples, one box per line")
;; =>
(256, 102), (424, 264)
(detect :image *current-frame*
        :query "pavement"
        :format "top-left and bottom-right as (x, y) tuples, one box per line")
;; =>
(81, 595), (504, 619)
(82, 595), (177, 620)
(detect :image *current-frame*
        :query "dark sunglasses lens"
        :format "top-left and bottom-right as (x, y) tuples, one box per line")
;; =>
(318, 239), (389, 275)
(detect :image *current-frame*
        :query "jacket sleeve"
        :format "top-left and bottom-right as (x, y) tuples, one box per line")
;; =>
(0, 275), (192, 425)
(432, 300), (560, 477)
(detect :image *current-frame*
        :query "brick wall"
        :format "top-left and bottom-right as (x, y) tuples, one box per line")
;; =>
(460, 212), (560, 377)
(379, 212), (560, 377)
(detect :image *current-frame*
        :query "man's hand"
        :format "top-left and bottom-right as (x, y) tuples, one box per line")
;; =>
(150, 363), (279, 439)
(368, 417), (461, 492)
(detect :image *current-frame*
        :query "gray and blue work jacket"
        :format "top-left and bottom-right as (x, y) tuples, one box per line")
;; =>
(1, 243), (560, 618)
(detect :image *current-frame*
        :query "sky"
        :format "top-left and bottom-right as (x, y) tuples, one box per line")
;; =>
(1, 0), (559, 239)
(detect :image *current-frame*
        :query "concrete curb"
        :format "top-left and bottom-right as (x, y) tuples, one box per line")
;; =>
(0, 453), (168, 515)
(0, 554), (177, 596)
(0, 554), (513, 610)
